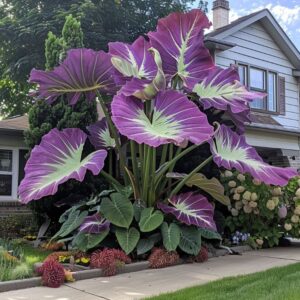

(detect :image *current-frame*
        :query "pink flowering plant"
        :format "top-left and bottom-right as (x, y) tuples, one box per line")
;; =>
(19, 10), (297, 256)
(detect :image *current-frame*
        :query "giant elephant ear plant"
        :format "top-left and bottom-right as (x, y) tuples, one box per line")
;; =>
(19, 10), (297, 256)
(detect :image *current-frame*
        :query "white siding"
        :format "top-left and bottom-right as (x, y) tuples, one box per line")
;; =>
(215, 21), (300, 130)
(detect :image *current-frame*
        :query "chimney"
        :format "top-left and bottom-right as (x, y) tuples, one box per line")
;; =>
(212, 0), (230, 30)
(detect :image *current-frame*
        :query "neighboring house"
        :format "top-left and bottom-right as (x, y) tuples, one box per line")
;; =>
(205, 0), (300, 169)
(0, 115), (30, 215)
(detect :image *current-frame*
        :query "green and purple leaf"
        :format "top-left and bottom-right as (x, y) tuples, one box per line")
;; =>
(79, 214), (110, 234)
(29, 49), (116, 105)
(157, 192), (216, 230)
(87, 118), (116, 149)
(148, 9), (214, 88)
(120, 48), (166, 100)
(109, 36), (157, 83)
(193, 66), (264, 113)
(111, 90), (214, 147)
(210, 125), (297, 186)
(19, 128), (107, 203)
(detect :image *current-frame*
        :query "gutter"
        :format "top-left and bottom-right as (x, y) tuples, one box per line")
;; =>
(204, 37), (236, 51)
(246, 123), (300, 137)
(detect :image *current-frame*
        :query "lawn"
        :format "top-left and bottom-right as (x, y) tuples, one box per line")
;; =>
(145, 263), (300, 300)
(0, 241), (52, 281)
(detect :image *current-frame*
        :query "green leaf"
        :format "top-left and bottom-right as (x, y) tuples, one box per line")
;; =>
(58, 202), (85, 223)
(100, 193), (133, 228)
(179, 226), (201, 255)
(161, 222), (180, 251)
(72, 230), (109, 252)
(167, 172), (230, 205)
(198, 228), (222, 240)
(139, 207), (164, 232)
(54, 210), (88, 239)
(137, 239), (154, 255)
(116, 227), (140, 254)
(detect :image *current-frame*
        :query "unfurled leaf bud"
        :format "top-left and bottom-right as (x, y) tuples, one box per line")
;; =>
(278, 206), (287, 218)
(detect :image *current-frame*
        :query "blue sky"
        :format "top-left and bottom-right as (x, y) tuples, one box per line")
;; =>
(195, 0), (300, 49)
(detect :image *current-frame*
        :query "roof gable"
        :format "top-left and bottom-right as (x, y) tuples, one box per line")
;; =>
(206, 9), (300, 70)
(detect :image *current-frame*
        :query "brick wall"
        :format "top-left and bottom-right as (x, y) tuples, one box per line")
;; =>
(0, 201), (32, 217)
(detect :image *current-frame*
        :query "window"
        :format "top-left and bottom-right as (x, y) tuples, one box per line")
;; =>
(0, 150), (13, 196)
(237, 63), (278, 113)
(0, 148), (21, 200)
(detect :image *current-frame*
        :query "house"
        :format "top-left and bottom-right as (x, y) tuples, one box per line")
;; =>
(205, 0), (300, 169)
(0, 115), (30, 215)
(1, 2), (300, 210)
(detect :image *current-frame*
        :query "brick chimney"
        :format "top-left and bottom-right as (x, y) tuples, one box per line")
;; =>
(212, 0), (230, 30)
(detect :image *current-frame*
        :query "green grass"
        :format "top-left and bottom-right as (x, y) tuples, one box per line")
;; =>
(21, 243), (52, 267)
(145, 263), (300, 300)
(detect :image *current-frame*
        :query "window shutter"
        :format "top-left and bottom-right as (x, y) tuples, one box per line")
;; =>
(278, 76), (285, 115)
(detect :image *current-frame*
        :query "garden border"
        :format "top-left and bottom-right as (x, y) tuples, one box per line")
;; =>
(0, 245), (252, 293)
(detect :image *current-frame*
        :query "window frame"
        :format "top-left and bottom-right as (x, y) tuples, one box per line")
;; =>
(236, 61), (279, 115)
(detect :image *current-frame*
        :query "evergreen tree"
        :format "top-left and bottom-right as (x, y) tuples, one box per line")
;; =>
(24, 15), (104, 226)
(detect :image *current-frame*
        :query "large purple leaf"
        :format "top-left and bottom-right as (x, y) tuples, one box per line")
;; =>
(19, 128), (107, 203)
(193, 66), (264, 113)
(79, 214), (110, 234)
(109, 36), (157, 83)
(87, 118), (116, 149)
(111, 90), (214, 147)
(210, 125), (297, 186)
(157, 192), (216, 230)
(29, 49), (116, 105)
(148, 9), (214, 88)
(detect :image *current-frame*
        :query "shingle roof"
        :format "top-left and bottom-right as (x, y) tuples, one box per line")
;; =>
(206, 9), (266, 38)
(0, 115), (29, 131)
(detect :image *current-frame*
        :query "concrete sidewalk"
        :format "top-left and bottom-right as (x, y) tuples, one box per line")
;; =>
(2, 247), (300, 300)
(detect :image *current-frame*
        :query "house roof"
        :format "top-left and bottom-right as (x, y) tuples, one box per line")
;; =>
(0, 115), (29, 132)
(205, 9), (300, 71)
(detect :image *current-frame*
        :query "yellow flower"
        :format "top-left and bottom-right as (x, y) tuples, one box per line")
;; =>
(81, 257), (90, 263)
(236, 186), (245, 194)
(272, 197), (279, 206)
(266, 200), (275, 210)
(237, 174), (245, 182)
(272, 187), (282, 196)
(228, 180), (237, 188)
(256, 239), (264, 246)
(249, 201), (257, 208)
(224, 170), (233, 177)
(291, 215), (299, 223)
(243, 205), (252, 214)
(250, 193), (258, 201)
(296, 188), (300, 198)
(294, 206), (300, 216)
(252, 179), (261, 186)
(242, 191), (251, 201)
(233, 193), (240, 201)
(284, 223), (292, 231)
(235, 201), (243, 210)
(231, 208), (239, 216)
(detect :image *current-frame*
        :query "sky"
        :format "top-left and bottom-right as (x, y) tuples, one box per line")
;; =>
(195, 0), (300, 49)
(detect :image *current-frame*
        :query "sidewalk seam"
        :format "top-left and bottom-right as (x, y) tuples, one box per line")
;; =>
(64, 283), (112, 300)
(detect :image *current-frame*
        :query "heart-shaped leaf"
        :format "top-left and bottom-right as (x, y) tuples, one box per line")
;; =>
(167, 172), (230, 205)
(179, 226), (201, 255)
(53, 210), (88, 239)
(198, 228), (222, 240)
(101, 193), (133, 228)
(116, 227), (140, 254)
(139, 207), (164, 232)
(161, 222), (180, 251)
(137, 239), (154, 255)
(72, 230), (109, 252)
